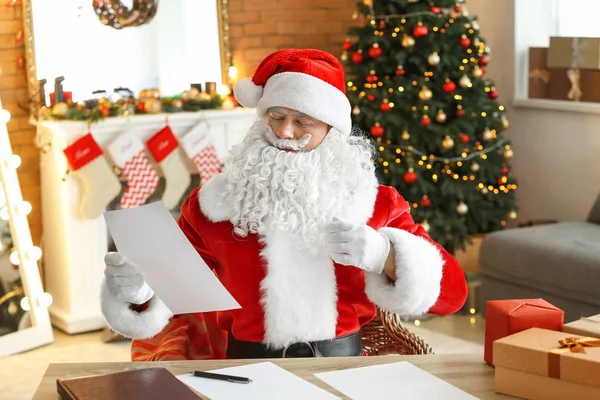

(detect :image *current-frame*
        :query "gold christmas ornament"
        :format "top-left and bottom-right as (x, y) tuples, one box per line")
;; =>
(419, 87), (433, 101)
(421, 219), (431, 232)
(473, 66), (483, 78)
(363, 0), (373, 6)
(474, 38), (481, 47)
(341, 51), (348, 62)
(189, 87), (201, 98)
(52, 102), (69, 116)
(442, 135), (455, 150)
(470, 161), (480, 172)
(402, 34), (415, 47)
(401, 130), (410, 140)
(352, 105), (361, 115)
(427, 51), (441, 66)
(144, 98), (162, 114)
(459, 75), (471, 88)
(457, 201), (469, 215)
(501, 115), (510, 130)
(509, 210), (518, 219)
(352, 10), (359, 20)
(436, 110), (447, 123)
(481, 187), (489, 194)
(221, 97), (236, 110)
(482, 128), (493, 141)
(504, 148), (514, 159)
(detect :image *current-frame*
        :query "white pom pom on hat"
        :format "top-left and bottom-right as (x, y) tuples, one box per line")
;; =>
(232, 49), (352, 136)
(233, 78), (263, 108)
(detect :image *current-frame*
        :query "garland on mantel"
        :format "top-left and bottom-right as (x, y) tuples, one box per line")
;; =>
(39, 88), (239, 124)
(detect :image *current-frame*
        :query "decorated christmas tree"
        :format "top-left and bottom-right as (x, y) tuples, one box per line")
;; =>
(342, 0), (518, 252)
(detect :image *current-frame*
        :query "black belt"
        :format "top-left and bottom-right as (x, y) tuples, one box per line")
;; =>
(226, 331), (364, 359)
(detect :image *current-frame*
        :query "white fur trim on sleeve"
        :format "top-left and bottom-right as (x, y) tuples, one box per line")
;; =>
(364, 227), (444, 317)
(100, 279), (173, 339)
(198, 173), (234, 222)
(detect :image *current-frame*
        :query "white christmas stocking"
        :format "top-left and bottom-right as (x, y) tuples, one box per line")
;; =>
(107, 131), (159, 209)
(181, 123), (222, 187)
(146, 126), (191, 210)
(63, 133), (121, 219)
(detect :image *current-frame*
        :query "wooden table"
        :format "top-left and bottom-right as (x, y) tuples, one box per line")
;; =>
(33, 354), (515, 399)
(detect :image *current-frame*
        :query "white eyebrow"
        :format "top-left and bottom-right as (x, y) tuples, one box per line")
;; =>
(269, 107), (316, 121)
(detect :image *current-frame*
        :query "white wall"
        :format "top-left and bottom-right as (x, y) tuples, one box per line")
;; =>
(467, 0), (600, 223)
(32, 0), (223, 102)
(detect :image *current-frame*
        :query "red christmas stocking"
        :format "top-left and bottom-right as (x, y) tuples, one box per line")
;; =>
(181, 124), (221, 187)
(63, 133), (121, 219)
(146, 126), (191, 210)
(107, 132), (159, 209)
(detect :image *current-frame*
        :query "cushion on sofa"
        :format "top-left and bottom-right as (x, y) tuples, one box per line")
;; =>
(479, 222), (600, 306)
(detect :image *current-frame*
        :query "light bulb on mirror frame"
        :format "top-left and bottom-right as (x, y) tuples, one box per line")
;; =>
(20, 296), (31, 311)
(228, 65), (238, 80)
(27, 246), (42, 261)
(10, 250), (20, 265)
(16, 201), (32, 216)
(0, 206), (9, 221)
(37, 292), (53, 308)
(5, 154), (22, 169)
(0, 109), (11, 123)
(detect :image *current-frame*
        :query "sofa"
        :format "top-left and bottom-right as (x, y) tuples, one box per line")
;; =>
(478, 191), (600, 322)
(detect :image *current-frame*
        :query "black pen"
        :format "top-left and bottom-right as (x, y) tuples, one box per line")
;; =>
(192, 370), (252, 384)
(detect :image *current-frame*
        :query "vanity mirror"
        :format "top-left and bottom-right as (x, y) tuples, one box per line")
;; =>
(0, 97), (54, 358)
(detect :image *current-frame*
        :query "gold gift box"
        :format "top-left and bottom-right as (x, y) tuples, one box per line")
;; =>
(564, 315), (600, 338)
(493, 328), (600, 399)
(547, 37), (600, 70)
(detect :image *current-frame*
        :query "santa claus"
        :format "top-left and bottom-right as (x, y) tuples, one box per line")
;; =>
(100, 49), (468, 360)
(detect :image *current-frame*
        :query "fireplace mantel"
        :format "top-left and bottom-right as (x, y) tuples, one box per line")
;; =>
(36, 108), (257, 334)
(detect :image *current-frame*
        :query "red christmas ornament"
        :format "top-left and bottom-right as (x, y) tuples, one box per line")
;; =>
(352, 51), (364, 64)
(369, 44), (382, 59)
(502, 166), (509, 175)
(379, 22), (387, 29)
(343, 40), (353, 51)
(442, 80), (457, 94)
(460, 35), (471, 48)
(459, 133), (470, 144)
(380, 101), (391, 112)
(455, 5), (462, 12)
(367, 94), (376, 102)
(430, 5), (441, 13)
(366, 72), (379, 83)
(396, 66), (405, 76)
(404, 169), (418, 184)
(456, 107), (465, 117)
(413, 23), (429, 38)
(370, 123), (385, 137)
(479, 55), (489, 65)
(137, 102), (146, 111)
(420, 195), (431, 208)
(421, 115), (431, 126)
(489, 90), (498, 99)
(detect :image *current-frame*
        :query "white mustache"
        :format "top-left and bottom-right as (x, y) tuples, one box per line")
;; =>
(265, 127), (312, 151)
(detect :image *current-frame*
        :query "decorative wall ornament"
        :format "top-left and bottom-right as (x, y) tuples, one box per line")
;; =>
(92, 0), (159, 29)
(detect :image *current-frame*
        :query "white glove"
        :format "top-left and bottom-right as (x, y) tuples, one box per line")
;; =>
(325, 217), (391, 274)
(104, 252), (154, 305)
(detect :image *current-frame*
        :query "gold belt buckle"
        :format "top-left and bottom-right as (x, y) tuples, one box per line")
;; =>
(282, 341), (316, 358)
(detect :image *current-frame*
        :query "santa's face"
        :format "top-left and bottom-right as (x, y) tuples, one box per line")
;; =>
(220, 110), (376, 252)
(267, 107), (330, 151)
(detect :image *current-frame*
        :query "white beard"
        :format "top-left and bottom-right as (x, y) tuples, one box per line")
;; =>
(220, 119), (378, 253)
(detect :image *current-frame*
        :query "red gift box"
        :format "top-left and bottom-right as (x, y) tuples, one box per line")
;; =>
(484, 298), (564, 366)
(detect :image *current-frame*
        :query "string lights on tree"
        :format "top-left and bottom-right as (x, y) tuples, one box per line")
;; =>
(342, 0), (518, 252)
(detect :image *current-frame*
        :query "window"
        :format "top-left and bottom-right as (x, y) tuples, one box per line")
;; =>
(555, 0), (600, 38)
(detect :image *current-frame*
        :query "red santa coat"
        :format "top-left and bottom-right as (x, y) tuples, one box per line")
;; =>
(100, 174), (468, 361)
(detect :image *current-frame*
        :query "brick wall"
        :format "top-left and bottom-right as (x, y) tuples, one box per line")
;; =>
(1, 5), (42, 244)
(229, 0), (358, 80)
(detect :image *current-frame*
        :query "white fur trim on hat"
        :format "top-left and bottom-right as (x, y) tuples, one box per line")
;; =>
(254, 72), (352, 137)
(234, 78), (263, 108)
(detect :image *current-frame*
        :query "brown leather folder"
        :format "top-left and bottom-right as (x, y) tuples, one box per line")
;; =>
(57, 367), (200, 399)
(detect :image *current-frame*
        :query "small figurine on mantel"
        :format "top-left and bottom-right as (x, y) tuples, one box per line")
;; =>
(100, 48), (468, 361)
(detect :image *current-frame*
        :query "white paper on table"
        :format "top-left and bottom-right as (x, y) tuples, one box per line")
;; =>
(314, 361), (478, 400)
(103, 201), (240, 315)
(177, 362), (340, 400)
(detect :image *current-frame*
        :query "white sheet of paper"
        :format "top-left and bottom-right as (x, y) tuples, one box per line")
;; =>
(177, 362), (340, 400)
(314, 361), (478, 400)
(103, 201), (240, 315)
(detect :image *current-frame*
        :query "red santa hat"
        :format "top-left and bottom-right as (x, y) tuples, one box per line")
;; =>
(233, 49), (352, 136)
